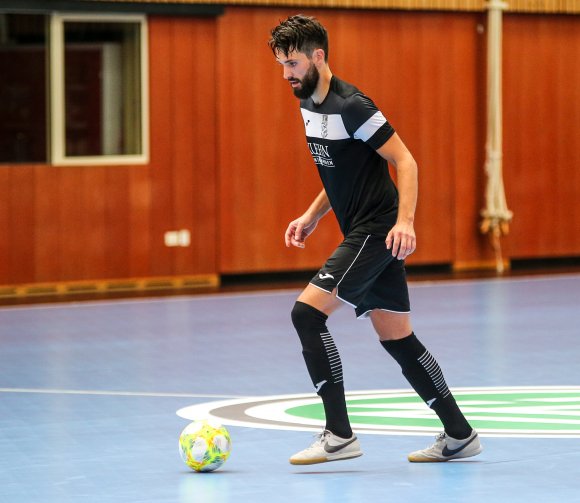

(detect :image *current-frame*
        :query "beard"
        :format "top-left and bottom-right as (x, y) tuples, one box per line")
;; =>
(289, 63), (320, 99)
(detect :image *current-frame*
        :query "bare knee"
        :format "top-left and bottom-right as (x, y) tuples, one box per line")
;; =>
(369, 309), (413, 341)
(296, 284), (342, 316)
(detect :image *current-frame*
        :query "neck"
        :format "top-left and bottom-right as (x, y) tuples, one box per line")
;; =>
(311, 66), (333, 105)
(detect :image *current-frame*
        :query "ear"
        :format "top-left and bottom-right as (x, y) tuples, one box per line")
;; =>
(312, 48), (326, 66)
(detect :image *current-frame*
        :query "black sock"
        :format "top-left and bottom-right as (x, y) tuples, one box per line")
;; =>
(381, 333), (472, 439)
(291, 301), (352, 438)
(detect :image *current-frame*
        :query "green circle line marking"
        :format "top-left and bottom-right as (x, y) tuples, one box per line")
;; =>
(176, 386), (580, 438)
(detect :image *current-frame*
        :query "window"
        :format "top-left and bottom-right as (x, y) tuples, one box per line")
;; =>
(0, 14), (47, 163)
(50, 14), (149, 165)
(0, 13), (148, 165)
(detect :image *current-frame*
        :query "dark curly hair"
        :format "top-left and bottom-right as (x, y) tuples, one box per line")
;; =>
(268, 15), (329, 61)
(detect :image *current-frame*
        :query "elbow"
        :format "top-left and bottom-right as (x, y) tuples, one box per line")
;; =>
(394, 154), (417, 175)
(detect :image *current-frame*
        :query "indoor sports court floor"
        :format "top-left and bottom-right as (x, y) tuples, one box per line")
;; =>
(1, 273), (580, 503)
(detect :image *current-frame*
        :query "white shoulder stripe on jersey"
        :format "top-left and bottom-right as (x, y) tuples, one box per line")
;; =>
(300, 108), (350, 140)
(353, 111), (387, 142)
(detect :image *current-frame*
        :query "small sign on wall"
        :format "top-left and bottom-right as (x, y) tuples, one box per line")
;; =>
(164, 230), (191, 247)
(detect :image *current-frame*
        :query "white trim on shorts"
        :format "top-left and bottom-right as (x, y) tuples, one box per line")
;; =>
(309, 234), (410, 317)
(308, 282), (333, 295)
(335, 234), (371, 306)
(335, 293), (357, 308)
(356, 307), (412, 320)
(308, 281), (359, 309)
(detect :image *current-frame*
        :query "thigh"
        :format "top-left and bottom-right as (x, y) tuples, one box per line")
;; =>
(297, 283), (343, 316)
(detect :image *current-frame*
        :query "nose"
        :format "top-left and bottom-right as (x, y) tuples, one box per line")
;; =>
(283, 66), (293, 80)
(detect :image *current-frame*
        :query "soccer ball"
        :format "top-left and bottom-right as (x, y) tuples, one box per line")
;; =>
(179, 420), (232, 472)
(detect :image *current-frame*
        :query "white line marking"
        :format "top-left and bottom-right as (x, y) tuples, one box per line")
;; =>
(0, 387), (249, 399)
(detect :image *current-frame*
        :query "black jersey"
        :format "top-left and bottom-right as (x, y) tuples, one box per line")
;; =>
(300, 76), (399, 236)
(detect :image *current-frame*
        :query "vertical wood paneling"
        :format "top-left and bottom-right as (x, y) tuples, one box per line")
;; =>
(56, 167), (84, 280)
(217, 8), (341, 274)
(451, 14), (490, 264)
(175, 18), (217, 274)
(218, 8), (484, 272)
(149, 17), (176, 276)
(128, 167), (152, 277)
(81, 167), (107, 276)
(331, 11), (469, 264)
(148, 15), (218, 276)
(34, 167), (62, 281)
(144, 15), (219, 277)
(503, 14), (580, 258)
(0, 9), (578, 288)
(0, 169), (10, 282)
(0, 15), (218, 286)
(172, 20), (197, 275)
(8, 168), (36, 283)
(103, 166), (131, 278)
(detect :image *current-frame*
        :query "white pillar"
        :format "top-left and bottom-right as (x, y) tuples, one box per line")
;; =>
(481, 0), (513, 273)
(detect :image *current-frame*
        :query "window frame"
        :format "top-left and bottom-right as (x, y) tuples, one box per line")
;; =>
(49, 13), (149, 166)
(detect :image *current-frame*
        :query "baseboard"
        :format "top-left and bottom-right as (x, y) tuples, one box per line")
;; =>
(0, 274), (220, 299)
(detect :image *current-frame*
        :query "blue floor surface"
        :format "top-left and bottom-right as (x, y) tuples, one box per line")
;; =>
(1, 274), (579, 502)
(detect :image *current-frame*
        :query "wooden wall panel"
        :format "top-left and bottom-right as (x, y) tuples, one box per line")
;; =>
(8, 167), (36, 283)
(503, 14), (580, 258)
(216, 8), (342, 274)
(450, 15), (491, 266)
(127, 167), (151, 277)
(1, 9), (578, 289)
(132, 15), (219, 278)
(103, 167), (131, 277)
(34, 167), (62, 281)
(217, 7), (484, 272)
(0, 16), (218, 286)
(0, 169), (10, 282)
(149, 18), (175, 277)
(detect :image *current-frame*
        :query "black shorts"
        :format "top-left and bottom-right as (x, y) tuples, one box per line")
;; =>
(309, 231), (411, 319)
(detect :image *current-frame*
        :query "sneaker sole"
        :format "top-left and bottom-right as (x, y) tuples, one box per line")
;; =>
(408, 445), (483, 463)
(290, 451), (363, 465)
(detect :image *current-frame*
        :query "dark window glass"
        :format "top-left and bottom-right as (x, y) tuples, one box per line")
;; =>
(63, 21), (142, 157)
(0, 14), (47, 163)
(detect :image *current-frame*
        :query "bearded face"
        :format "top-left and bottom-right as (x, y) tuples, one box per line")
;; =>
(288, 61), (320, 99)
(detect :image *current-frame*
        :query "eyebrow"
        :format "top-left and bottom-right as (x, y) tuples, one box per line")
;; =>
(276, 58), (297, 65)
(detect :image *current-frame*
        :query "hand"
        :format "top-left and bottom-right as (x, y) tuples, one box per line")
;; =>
(386, 221), (416, 260)
(285, 216), (319, 248)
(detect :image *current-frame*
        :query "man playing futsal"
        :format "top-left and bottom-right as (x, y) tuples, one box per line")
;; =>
(268, 14), (482, 464)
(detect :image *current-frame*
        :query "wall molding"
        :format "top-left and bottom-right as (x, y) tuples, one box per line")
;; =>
(82, 0), (580, 14)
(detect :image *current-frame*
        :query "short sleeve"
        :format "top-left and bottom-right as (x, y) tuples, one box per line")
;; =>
(342, 94), (395, 150)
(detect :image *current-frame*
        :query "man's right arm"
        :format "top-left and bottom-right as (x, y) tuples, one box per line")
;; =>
(285, 189), (331, 248)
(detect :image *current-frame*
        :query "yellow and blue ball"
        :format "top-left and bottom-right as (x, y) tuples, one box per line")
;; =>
(179, 420), (232, 472)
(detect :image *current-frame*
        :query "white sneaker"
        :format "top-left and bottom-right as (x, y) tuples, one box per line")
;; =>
(289, 430), (363, 465)
(408, 430), (482, 462)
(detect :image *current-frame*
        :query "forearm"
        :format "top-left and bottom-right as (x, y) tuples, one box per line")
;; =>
(394, 157), (418, 224)
(304, 189), (332, 222)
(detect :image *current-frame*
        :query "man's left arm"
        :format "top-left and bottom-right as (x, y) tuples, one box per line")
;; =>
(376, 132), (418, 260)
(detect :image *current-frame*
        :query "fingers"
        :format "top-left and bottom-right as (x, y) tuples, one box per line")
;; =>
(292, 222), (305, 248)
(294, 222), (304, 243)
(386, 230), (416, 260)
(284, 224), (293, 247)
(285, 222), (306, 248)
